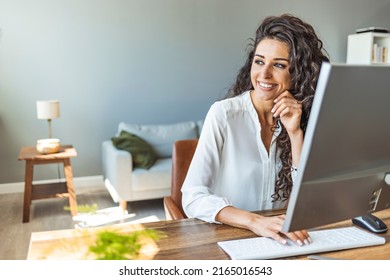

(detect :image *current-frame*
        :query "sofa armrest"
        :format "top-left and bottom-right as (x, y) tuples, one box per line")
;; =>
(102, 140), (133, 202)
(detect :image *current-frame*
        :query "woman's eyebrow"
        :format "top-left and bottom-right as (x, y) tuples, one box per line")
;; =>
(254, 54), (289, 62)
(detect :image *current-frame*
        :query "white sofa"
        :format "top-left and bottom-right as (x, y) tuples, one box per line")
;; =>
(102, 121), (202, 210)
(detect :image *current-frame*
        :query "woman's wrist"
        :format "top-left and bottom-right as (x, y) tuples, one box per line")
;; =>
(288, 127), (303, 141)
(289, 128), (304, 167)
(216, 206), (262, 231)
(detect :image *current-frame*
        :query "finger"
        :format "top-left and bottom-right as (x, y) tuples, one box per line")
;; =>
(269, 230), (288, 245)
(272, 95), (300, 111)
(298, 230), (311, 243)
(282, 230), (311, 246)
(273, 219), (290, 245)
(274, 90), (293, 102)
(279, 106), (301, 119)
(292, 230), (310, 245)
(272, 101), (301, 118)
(274, 96), (300, 109)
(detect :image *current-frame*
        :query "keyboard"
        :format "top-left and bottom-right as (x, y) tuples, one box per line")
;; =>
(217, 226), (385, 260)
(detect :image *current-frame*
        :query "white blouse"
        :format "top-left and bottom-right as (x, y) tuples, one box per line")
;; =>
(182, 91), (290, 223)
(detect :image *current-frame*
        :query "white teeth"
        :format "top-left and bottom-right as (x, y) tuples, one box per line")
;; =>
(259, 82), (274, 88)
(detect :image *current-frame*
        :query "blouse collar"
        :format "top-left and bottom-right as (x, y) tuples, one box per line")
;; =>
(243, 91), (282, 137)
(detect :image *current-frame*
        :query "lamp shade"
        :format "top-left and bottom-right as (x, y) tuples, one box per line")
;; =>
(36, 100), (60, 120)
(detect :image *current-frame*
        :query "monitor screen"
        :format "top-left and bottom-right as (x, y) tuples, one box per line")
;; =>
(282, 62), (390, 232)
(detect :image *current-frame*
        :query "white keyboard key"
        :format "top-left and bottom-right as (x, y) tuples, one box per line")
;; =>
(217, 226), (385, 260)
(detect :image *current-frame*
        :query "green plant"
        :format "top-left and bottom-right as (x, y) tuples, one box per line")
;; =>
(88, 229), (164, 260)
(64, 203), (98, 214)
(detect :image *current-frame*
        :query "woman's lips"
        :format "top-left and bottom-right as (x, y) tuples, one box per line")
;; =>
(258, 81), (277, 90)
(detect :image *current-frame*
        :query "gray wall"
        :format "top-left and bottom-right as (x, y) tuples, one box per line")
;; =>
(1, 0), (390, 183)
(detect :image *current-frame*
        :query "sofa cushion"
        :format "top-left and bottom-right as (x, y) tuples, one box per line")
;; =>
(111, 130), (157, 169)
(118, 121), (198, 158)
(132, 158), (172, 191)
(196, 120), (204, 136)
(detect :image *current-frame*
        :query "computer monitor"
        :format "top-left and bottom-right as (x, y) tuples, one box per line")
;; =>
(282, 62), (390, 232)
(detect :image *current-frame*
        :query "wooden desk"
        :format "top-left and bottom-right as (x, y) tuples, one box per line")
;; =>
(27, 208), (390, 260)
(18, 145), (78, 223)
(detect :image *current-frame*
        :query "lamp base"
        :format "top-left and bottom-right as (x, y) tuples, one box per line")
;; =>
(36, 138), (61, 154)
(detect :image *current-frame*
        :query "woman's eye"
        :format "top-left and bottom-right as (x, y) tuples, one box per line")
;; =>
(274, 63), (287, 69)
(254, 59), (264, 65)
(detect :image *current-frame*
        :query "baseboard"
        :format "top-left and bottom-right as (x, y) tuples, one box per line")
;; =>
(0, 175), (106, 195)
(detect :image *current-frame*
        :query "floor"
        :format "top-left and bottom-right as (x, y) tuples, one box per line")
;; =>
(0, 187), (166, 260)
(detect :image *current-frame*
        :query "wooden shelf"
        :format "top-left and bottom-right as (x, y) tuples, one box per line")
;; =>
(31, 182), (69, 200)
(347, 32), (390, 65)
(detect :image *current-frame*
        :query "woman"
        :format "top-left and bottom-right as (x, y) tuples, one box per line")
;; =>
(182, 14), (329, 245)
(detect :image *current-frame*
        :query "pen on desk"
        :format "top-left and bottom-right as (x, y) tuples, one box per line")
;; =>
(307, 255), (345, 260)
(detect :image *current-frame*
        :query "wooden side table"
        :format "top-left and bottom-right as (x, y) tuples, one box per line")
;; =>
(18, 145), (78, 223)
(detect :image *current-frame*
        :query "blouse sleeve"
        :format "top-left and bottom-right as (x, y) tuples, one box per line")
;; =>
(181, 102), (232, 223)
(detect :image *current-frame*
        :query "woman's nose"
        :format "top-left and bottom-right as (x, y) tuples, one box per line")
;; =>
(260, 64), (272, 78)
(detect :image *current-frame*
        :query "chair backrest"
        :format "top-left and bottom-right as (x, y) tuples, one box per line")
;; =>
(170, 138), (198, 218)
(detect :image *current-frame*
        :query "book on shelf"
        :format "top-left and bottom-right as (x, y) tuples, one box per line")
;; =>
(372, 44), (388, 63)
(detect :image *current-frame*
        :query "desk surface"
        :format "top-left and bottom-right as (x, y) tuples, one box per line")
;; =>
(27, 208), (390, 260)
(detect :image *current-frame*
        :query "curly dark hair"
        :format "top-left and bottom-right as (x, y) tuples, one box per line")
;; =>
(227, 14), (329, 202)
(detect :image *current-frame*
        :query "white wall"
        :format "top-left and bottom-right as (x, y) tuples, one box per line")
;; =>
(1, 0), (390, 184)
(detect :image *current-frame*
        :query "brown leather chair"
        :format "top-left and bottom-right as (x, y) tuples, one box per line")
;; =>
(163, 139), (198, 220)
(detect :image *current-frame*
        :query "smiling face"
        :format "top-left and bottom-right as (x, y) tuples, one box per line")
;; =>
(250, 38), (291, 102)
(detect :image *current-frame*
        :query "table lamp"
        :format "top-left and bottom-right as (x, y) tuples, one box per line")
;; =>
(36, 100), (61, 154)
